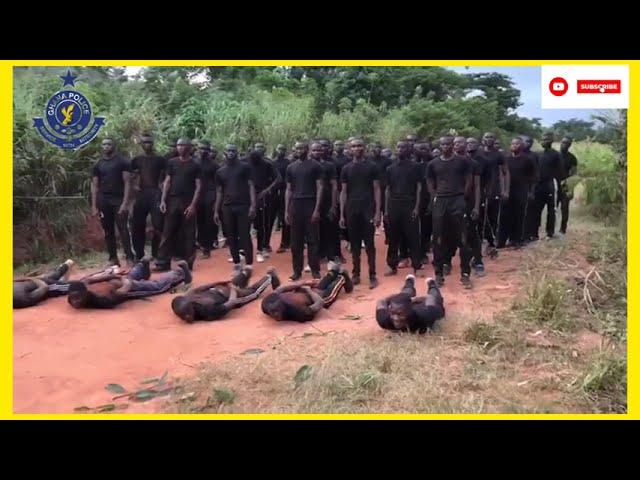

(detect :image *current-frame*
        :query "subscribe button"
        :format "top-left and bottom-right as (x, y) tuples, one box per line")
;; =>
(541, 65), (628, 109)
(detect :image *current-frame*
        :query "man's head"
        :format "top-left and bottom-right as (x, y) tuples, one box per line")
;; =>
(466, 137), (480, 154)
(319, 138), (332, 158)
(414, 141), (431, 160)
(67, 282), (90, 309)
(431, 148), (441, 158)
(349, 138), (365, 159)
(405, 134), (418, 145)
(177, 138), (192, 157)
(388, 293), (412, 330)
(482, 132), (496, 149)
(171, 296), (196, 323)
(294, 141), (309, 160)
(520, 136), (534, 152)
(275, 144), (287, 159)
(334, 140), (345, 154)
(223, 144), (238, 162)
(395, 141), (410, 160)
(261, 293), (287, 321)
(309, 141), (323, 161)
(511, 137), (524, 154)
(369, 142), (382, 157)
(541, 132), (554, 149)
(140, 133), (154, 154)
(561, 136), (572, 152)
(381, 148), (393, 159)
(439, 136), (454, 157)
(101, 137), (115, 156)
(453, 136), (467, 155)
(254, 143), (267, 156)
(197, 140), (212, 160)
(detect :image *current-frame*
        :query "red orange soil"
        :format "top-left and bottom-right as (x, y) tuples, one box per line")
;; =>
(13, 233), (532, 413)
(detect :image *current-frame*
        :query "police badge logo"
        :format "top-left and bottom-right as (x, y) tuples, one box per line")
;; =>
(33, 70), (106, 150)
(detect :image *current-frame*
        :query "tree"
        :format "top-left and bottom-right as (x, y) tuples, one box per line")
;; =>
(551, 118), (596, 141)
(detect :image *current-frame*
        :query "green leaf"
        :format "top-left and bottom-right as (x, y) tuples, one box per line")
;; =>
(294, 365), (313, 386)
(214, 388), (235, 404)
(241, 348), (265, 355)
(105, 383), (126, 394)
(97, 404), (116, 412)
(132, 389), (157, 401)
(74, 406), (92, 412)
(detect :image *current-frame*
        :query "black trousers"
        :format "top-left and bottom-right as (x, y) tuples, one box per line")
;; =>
(291, 198), (320, 275)
(196, 189), (217, 252)
(222, 204), (253, 265)
(432, 195), (471, 276)
(254, 194), (274, 252)
(386, 201), (421, 270)
(157, 196), (197, 269)
(466, 202), (483, 265)
(319, 209), (339, 261)
(346, 208), (376, 277)
(529, 180), (556, 239)
(98, 194), (133, 262)
(498, 193), (528, 247)
(131, 188), (163, 260)
(557, 181), (572, 234)
(482, 194), (501, 247)
(273, 189), (290, 248)
(419, 199), (432, 258)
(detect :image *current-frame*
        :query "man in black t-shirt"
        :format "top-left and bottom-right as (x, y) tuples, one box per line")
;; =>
(376, 275), (445, 333)
(498, 138), (538, 248)
(272, 145), (291, 252)
(312, 141), (339, 263)
(194, 140), (219, 258)
(426, 136), (473, 288)
(521, 135), (540, 241)
(529, 132), (563, 240)
(214, 144), (256, 269)
(285, 141), (324, 281)
(558, 136), (578, 235)
(384, 141), (422, 277)
(91, 137), (135, 266)
(340, 138), (381, 289)
(155, 138), (202, 272)
(172, 266), (280, 323)
(333, 139), (350, 254)
(466, 137), (487, 276)
(414, 141), (433, 265)
(480, 132), (509, 256)
(261, 260), (353, 323)
(248, 146), (281, 262)
(130, 133), (167, 261)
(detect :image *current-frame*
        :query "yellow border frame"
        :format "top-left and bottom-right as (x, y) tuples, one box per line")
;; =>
(2, 59), (634, 419)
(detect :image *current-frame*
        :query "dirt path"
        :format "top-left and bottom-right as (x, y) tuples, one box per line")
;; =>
(13, 232), (535, 413)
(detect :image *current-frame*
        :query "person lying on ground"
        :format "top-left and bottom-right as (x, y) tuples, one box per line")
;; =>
(67, 259), (187, 309)
(261, 260), (353, 322)
(375, 275), (445, 333)
(171, 265), (279, 323)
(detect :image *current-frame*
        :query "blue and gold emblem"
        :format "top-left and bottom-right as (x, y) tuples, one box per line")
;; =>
(33, 70), (106, 150)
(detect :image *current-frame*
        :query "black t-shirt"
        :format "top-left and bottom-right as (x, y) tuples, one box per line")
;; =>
(333, 153), (349, 189)
(273, 157), (290, 191)
(480, 149), (504, 197)
(215, 161), (252, 206)
(538, 148), (563, 183)
(166, 157), (202, 200)
(414, 158), (431, 201)
(318, 159), (337, 212)
(197, 159), (219, 192)
(386, 160), (422, 205)
(375, 295), (439, 333)
(340, 159), (379, 214)
(249, 159), (279, 193)
(559, 151), (578, 181)
(466, 157), (482, 204)
(92, 155), (131, 197)
(369, 155), (393, 187)
(285, 159), (323, 200)
(507, 153), (538, 197)
(425, 155), (472, 197)
(131, 154), (167, 190)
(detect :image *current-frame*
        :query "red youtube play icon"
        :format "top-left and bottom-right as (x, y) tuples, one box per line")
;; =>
(549, 77), (568, 96)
